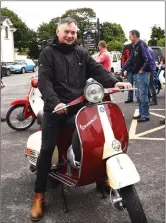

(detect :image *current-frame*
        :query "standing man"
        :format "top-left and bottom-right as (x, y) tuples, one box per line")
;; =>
(96, 40), (111, 72)
(121, 30), (152, 122)
(121, 43), (134, 103)
(30, 17), (132, 221)
(148, 46), (158, 105)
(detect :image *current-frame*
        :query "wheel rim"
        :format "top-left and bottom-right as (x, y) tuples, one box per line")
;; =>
(9, 106), (34, 129)
(22, 68), (25, 74)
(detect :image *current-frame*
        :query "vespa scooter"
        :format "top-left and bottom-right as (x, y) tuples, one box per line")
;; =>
(25, 79), (147, 223)
(6, 76), (44, 131)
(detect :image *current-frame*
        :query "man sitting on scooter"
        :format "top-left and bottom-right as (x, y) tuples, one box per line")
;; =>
(30, 17), (132, 221)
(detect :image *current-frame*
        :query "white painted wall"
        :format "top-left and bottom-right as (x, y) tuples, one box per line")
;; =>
(1, 19), (16, 63)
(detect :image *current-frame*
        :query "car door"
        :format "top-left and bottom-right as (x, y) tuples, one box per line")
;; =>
(25, 60), (33, 71)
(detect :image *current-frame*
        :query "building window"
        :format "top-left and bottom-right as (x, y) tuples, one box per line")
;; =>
(5, 27), (8, 38)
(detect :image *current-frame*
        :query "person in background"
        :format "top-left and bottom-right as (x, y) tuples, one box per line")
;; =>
(96, 41), (111, 72)
(121, 43), (134, 103)
(121, 30), (152, 122)
(148, 46), (158, 106)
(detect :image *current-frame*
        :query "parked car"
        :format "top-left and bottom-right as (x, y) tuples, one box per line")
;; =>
(1, 63), (11, 77)
(9, 59), (36, 74)
(92, 51), (122, 73)
(151, 46), (165, 64)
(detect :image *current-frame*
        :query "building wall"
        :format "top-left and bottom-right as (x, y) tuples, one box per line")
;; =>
(1, 20), (15, 63)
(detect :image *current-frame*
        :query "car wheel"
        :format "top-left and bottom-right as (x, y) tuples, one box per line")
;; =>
(33, 67), (36, 72)
(21, 67), (26, 74)
(6, 69), (11, 76)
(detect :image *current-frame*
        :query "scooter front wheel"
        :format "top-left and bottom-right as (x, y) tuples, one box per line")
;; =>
(6, 104), (35, 131)
(119, 185), (147, 223)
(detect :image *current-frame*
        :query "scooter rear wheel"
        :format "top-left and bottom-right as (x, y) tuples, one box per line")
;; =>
(6, 104), (35, 131)
(119, 185), (147, 223)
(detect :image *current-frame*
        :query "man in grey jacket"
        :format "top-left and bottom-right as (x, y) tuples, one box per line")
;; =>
(30, 17), (132, 221)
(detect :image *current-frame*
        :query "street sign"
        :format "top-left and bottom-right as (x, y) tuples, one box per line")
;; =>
(83, 32), (96, 51)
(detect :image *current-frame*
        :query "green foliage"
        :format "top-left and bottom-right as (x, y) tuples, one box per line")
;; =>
(107, 40), (124, 52)
(157, 38), (165, 47)
(102, 22), (126, 44)
(37, 17), (60, 42)
(148, 25), (165, 46)
(150, 25), (165, 40)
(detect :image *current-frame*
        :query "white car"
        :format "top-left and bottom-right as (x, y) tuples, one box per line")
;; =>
(92, 51), (122, 73)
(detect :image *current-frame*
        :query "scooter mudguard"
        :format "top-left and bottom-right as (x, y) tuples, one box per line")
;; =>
(10, 98), (29, 106)
(106, 153), (140, 190)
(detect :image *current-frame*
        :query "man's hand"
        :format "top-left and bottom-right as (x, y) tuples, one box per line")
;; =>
(138, 69), (143, 73)
(54, 103), (67, 114)
(114, 82), (132, 89)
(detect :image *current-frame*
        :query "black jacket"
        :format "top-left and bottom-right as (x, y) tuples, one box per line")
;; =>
(122, 40), (152, 74)
(38, 37), (119, 112)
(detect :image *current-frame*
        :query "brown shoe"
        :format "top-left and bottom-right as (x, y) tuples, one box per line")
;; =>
(30, 193), (45, 221)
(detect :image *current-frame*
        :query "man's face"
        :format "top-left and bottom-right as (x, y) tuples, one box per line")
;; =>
(98, 44), (102, 51)
(129, 32), (137, 43)
(56, 23), (77, 45)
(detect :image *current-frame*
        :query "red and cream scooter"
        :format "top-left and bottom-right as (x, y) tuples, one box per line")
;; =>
(25, 79), (147, 223)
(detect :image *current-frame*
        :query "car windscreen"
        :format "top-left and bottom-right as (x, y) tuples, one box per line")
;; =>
(151, 48), (162, 62)
(13, 60), (25, 65)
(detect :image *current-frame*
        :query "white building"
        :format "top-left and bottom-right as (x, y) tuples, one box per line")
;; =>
(1, 16), (16, 63)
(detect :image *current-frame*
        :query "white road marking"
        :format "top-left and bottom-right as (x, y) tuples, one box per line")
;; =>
(129, 109), (165, 140)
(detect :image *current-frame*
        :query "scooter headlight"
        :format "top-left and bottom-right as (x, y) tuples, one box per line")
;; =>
(84, 83), (104, 103)
(112, 140), (121, 151)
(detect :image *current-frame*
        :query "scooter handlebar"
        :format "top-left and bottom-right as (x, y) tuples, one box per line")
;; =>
(52, 88), (137, 113)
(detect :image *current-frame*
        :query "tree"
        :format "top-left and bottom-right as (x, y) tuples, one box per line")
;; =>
(150, 25), (165, 40)
(37, 17), (60, 42)
(157, 38), (165, 47)
(148, 25), (165, 46)
(1, 8), (30, 51)
(27, 30), (40, 59)
(101, 22), (126, 44)
(107, 40), (124, 52)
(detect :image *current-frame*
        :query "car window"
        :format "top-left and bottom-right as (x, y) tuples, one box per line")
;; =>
(13, 60), (25, 65)
(116, 53), (121, 61)
(112, 54), (117, 62)
(151, 48), (162, 62)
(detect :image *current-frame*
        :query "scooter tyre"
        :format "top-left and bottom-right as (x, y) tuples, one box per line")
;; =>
(119, 185), (147, 223)
(6, 104), (35, 131)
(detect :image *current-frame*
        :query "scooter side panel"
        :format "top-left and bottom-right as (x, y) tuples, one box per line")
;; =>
(76, 103), (128, 186)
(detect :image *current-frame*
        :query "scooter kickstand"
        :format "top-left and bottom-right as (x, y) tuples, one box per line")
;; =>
(101, 183), (107, 199)
(61, 183), (69, 213)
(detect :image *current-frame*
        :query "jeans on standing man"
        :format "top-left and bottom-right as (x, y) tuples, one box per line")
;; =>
(135, 72), (150, 118)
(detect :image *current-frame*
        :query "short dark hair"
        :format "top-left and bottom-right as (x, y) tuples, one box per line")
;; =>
(98, 40), (107, 48)
(58, 17), (77, 26)
(129, 30), (140, 38)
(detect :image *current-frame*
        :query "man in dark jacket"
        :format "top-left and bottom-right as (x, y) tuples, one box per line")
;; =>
(148, 46), (158, 105)
(30, 17), (132, 221)
(121, 30), (152, 122)
(121, 43), (134, 103)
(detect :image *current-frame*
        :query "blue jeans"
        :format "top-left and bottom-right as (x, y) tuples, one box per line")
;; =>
(135, 72), (150, 118)
(127, 71), (134, 100)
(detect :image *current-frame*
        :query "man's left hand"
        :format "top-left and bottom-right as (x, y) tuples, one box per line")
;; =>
(114, 82), (132, 89)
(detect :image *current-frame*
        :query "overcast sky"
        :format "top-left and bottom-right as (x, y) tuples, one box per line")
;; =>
(2, 1), (165, 41)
